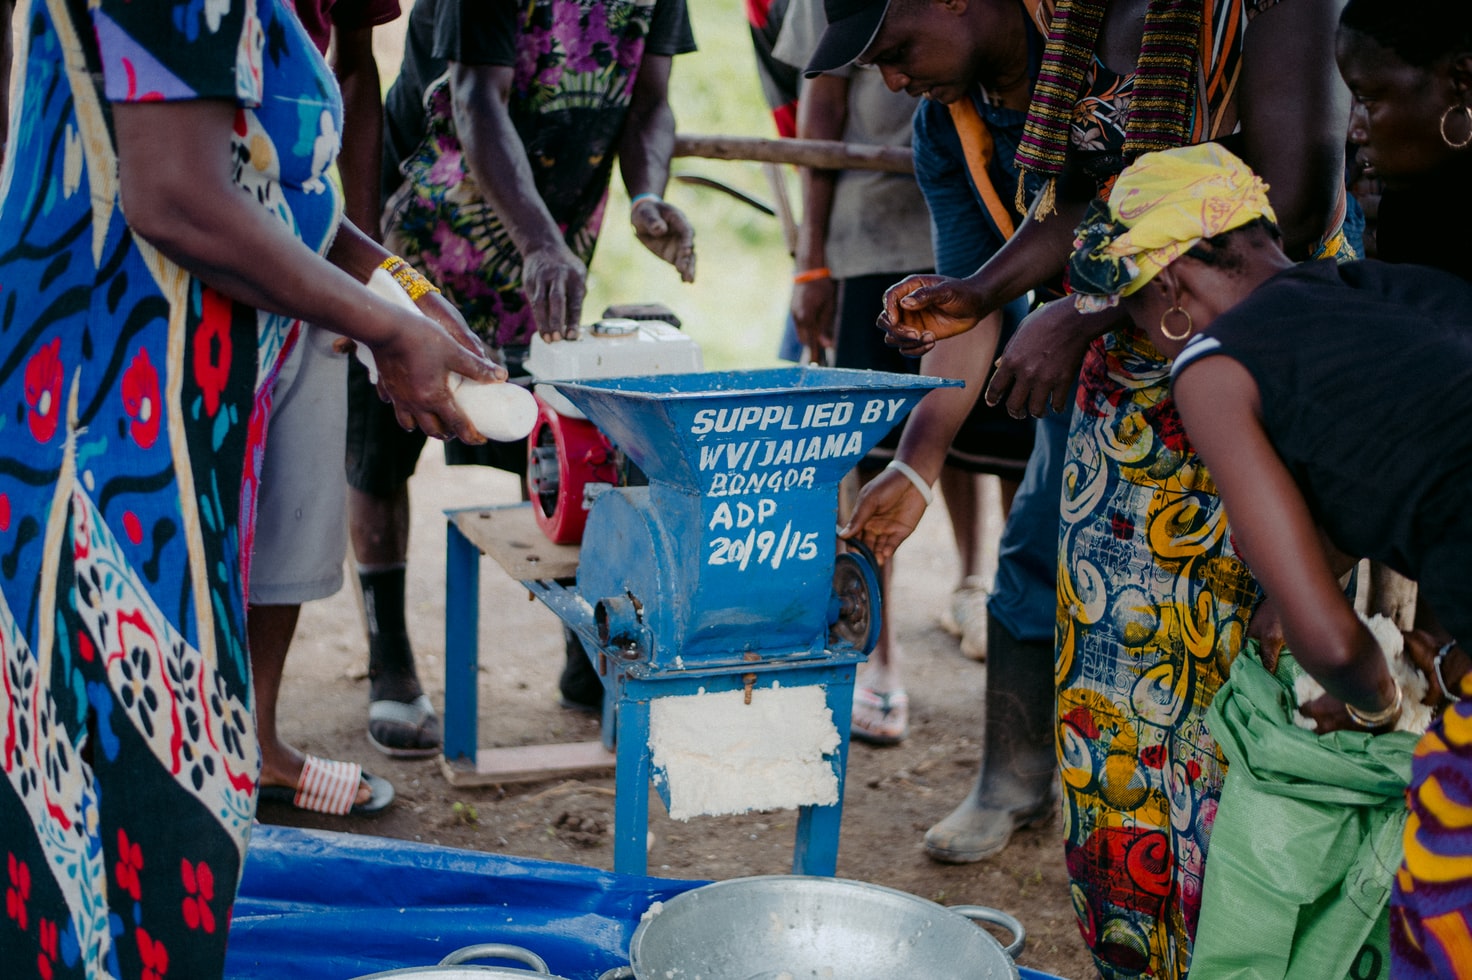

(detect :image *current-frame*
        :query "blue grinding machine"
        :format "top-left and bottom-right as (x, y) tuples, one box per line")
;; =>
(451, 366), (958, 875)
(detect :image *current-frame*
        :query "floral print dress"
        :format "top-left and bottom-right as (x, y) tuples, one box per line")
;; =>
(0, 1), (342, 977)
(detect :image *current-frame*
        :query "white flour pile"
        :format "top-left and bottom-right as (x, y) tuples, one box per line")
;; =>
(648, 684), (840, 820)
(1292, 612), (1433, 733)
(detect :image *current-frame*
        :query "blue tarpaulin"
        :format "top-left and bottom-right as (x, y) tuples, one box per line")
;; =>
(226, 825), (701, 979)
(226, 824), (1064, 979)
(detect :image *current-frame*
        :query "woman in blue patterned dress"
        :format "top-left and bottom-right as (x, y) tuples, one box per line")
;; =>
(0, 1), (500, 977)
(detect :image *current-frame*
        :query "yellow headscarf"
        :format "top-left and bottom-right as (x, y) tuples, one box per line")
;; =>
(1068, 143), (1277, 311)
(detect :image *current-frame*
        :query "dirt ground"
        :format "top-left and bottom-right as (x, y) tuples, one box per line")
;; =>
(255, 451), (1096, 979)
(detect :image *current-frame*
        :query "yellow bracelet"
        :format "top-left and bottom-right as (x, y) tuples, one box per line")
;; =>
(378, 255), (440, 302)
(793, 267), (831, 285)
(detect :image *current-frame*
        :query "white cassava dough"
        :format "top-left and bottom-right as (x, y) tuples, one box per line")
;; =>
(361, 268), (537, 442)
(448, 373), (538, 442)
(1293, 612), (1433, 733)
(648, 684), (841, 820)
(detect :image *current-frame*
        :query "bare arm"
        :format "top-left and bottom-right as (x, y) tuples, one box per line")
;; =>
(839, 313), (1004, 564)
(331, 21), (386, 238)
(1173, 356), (1397, 726)
(790, 72), (847, 359)
(450, 62), (585, 337)
(113, 99), (498, 442)
(1239, 0), (1350, 258)
(879, 194), (1085, 356)
(618, 53), (695, 281)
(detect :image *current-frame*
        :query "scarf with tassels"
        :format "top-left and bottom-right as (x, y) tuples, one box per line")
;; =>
(1016, 0), (1205, 216)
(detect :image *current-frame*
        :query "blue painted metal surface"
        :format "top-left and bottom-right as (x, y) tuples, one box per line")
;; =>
(447, 366), (959, 877)
(228, 826), (1072, 980)
(557, 367), (957, 671)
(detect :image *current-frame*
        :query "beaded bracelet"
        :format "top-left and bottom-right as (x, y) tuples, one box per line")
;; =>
(793, 267), (832, 285)
(1344, 682), (1403, 729)
(885, 459), (934, 506)
(379, 255), (440, 302)
(1435, 639), (1464, 704)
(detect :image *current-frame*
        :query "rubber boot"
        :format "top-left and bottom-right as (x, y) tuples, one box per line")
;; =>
(924, 616), (1058, 863)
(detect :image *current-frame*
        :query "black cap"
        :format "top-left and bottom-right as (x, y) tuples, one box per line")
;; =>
(803, 0), (894, 77)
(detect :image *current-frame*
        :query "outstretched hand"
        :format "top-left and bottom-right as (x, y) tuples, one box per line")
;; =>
(1402, 629), (1464, 710)
(1296, 692), (1363, 734)
(632, 197), (696, 282)
(984, 297), (1102, 418)
(877, 274), (987, 358)
(837, 467), (928, 566)
(522, 242), (587, 341)
(791, 278), (837, 362)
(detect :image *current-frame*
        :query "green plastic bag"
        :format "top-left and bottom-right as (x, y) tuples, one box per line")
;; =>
(1191, 641), (1416, 979)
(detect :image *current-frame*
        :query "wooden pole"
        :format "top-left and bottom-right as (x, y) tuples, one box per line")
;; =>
(673, 134), (914, 174)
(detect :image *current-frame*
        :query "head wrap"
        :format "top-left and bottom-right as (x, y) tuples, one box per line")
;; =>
(1067, 143), (1277, 311)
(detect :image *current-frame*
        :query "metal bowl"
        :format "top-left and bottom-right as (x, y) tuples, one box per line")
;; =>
(608, 876), (1025, 979)
(352, 943), (570, 979)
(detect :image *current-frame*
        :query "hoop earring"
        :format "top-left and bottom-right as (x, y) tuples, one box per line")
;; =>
(1160, 305), (1194, 341)
(1440, 103), (1472, 150)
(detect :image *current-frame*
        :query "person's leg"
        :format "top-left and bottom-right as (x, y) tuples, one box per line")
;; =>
(250, 326), (381, 805)
(249, 602), (380, 805)
(924, 616), (1057, 862)
(924, 405), (1069, 862)
(559, 623), (604, 712)
(345, 355), (438, 756)
(939, 467), (982, 581)
(847, 466), (908, 744)
(831, 273), (925, 745)
(938, 470), (1021, 661)
(350, 484), (428, 706)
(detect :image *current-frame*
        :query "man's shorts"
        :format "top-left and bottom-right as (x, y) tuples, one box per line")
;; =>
(836, 274), (1035, 481)
(345, 345), (530, 499)
(250, 324), (349, 606)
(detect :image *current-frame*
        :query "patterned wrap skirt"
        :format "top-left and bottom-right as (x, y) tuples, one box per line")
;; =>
(1392, 694), (1472, 977)
(1056, 323), (1258, 980)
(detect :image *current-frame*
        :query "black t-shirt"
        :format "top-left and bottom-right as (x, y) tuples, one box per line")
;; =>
(382, 0), (695, 199)
(1171, 259), (1472, 635)
(1374, 159), (1472, 284)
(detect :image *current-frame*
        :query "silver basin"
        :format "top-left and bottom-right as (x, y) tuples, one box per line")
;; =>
(613, 876), (1024, 979)
(353, 943), (569, 979)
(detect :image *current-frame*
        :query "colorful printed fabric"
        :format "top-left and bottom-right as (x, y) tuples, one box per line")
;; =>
(1069, 56), (1133, 153)
(0, 1), (342, 978)
(1057, 322), (1255, 980)
(1017, 0), (1283, 206)
(1392, 695), (1472, 978)
(1068, 143), (1276, 308)
(1058, 222), (1354, 980)
(381, 0), (676, 348)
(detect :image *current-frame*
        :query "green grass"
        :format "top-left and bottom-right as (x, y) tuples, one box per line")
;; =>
(585, 0), (797, 369)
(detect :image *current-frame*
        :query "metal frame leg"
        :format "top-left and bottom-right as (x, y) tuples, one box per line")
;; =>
(612, 689), (652, 875)
(443, 519), (481, 761)
(792, 667), (857, 875)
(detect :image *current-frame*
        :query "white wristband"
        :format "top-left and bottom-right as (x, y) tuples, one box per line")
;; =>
(1435, 639), (1464, 704)
(885, 459), (934, 506)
